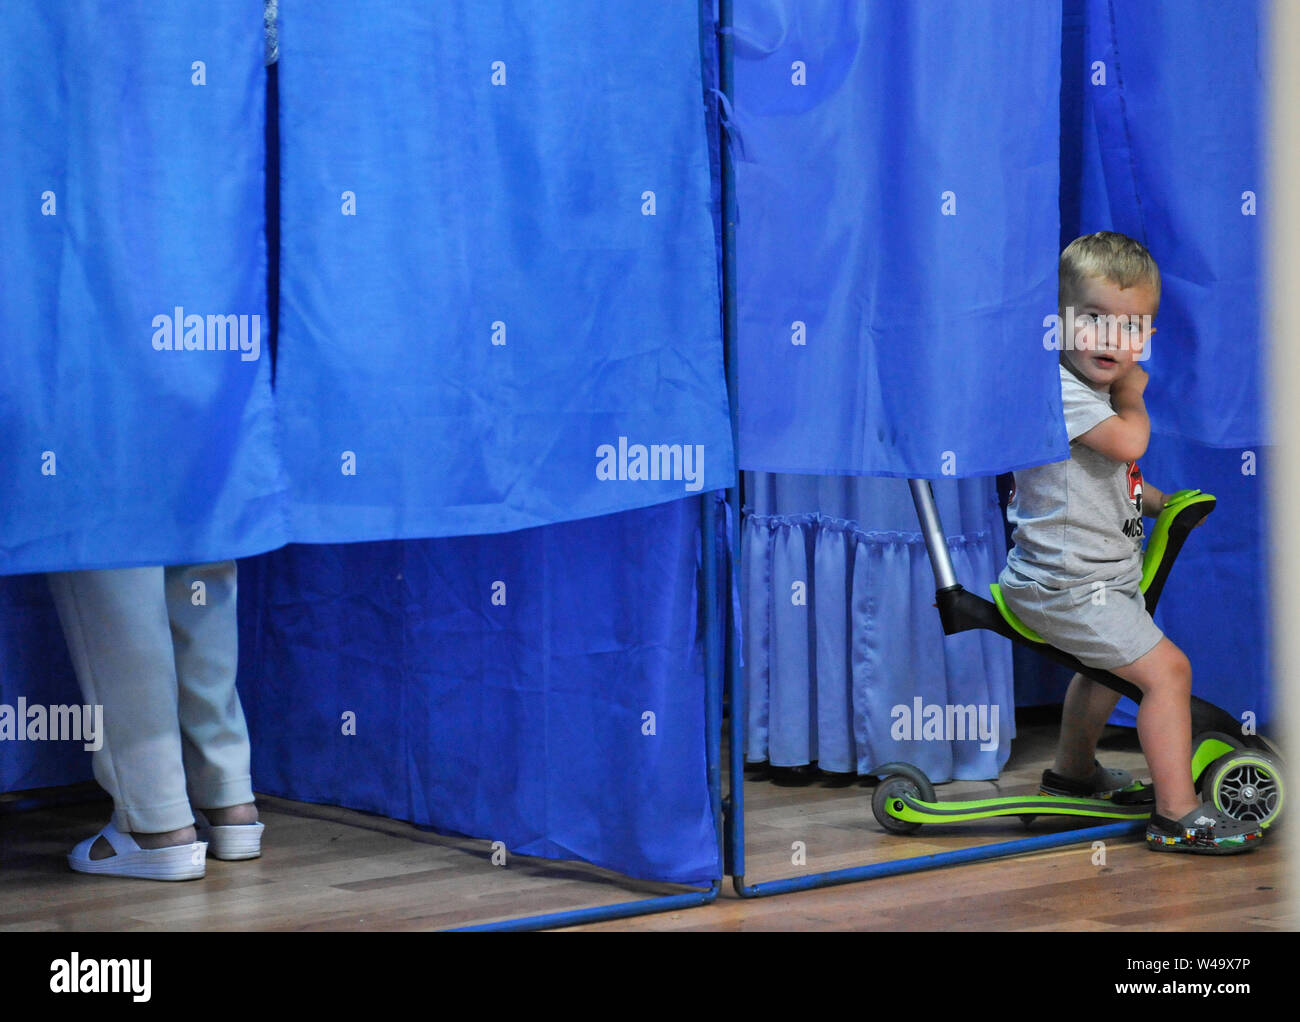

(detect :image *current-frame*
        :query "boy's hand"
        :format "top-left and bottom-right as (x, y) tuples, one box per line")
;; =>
(1112, 364), (1148, 403)
(1153, 485), (1209, 527)
(1076, 360), (1151, 463)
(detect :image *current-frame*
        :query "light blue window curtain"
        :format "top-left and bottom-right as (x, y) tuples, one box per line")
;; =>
(732, 2), (1064, 781)
(1, 2), (732, 885)
(1018, 0), (1272, 728)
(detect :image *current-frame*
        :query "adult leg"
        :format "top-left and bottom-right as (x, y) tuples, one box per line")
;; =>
(47, 568), (197, 857)
(165, 561), (257, 825)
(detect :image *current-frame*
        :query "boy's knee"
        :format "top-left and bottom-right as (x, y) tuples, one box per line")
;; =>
(1131, 670), (1190, 699)
(1116, 639), (1191, 694)
(1161, 643), (1192, 685)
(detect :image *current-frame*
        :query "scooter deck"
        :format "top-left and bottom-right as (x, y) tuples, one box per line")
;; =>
(888, 792), (1153, 825)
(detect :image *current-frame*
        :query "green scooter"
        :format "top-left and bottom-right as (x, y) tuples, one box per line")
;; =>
(872, 487), (1285, 835)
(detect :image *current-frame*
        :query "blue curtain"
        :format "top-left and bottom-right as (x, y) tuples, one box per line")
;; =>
(1013, 0), (1272, 728)
(1, 0), (1273, 883)
(0, 2), (728, 887)
(0, 497), (719, 885)
(731, 0), (1066, 479)
(730, 1), (1062, 778)
(0, 2), (286, 575)
(734, 1), (1272, 745)
(1, 0), (734, 568)
(236, 498), (717, 886)
(1066, 0), (1262, 447)
(0, 576), (86, 793)
(743, 474), (1013, 781)
(274, 2), (734, 541)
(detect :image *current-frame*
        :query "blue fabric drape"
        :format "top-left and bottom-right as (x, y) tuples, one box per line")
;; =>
(0, 2), (287, 575)
(0, 496), (718, 884)
(2, 0), (1273, 882)
(273, 1), (734, 541)
(729, 2), (1046, 776)
(1021, 0), (1272, 725)
(0, 576), (87, 793)
(731, 0), (1065, 477)
(235, 498), (716, 885)
(1, 2), (727, 887)
(1, 0), (735, 571)
(743, 473), (1013, 781)
(1067, 0), (1263, 448)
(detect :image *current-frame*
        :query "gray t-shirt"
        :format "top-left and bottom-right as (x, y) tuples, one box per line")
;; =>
(1005, 362), (1145, 588)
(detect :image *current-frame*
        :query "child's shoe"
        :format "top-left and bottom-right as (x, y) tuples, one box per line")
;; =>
(1145, 803), (1263, 854)
(194, 809), (264, 860)
(1039, 760), (1152, 802)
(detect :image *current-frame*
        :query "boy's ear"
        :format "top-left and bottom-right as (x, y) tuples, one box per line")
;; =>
(1138, 327), (1154, 361)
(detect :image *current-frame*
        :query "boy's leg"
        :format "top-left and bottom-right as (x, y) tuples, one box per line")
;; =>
(1054, 672), (1122, 779)
(46, 568), (198, 856)
(1108, 637), (1199, 820)
(164, 561), (257, 826)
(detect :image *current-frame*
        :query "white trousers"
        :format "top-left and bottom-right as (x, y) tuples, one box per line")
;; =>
(46, 561), (253, 834)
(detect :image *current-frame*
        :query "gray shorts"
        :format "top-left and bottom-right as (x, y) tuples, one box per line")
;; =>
(996, 560), (1164, 671)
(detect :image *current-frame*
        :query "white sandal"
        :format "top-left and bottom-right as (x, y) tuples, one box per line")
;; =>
(194, 809), (264, 860)
(68, 822), (207, 880)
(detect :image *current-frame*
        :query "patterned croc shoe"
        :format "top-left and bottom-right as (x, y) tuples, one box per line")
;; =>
(1146, 803), (1264, 854)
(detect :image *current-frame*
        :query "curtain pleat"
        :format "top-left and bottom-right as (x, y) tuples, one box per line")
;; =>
(742, 473), (1014, 781)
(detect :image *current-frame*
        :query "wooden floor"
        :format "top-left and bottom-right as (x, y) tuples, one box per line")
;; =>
(0, 721), (1291, 931)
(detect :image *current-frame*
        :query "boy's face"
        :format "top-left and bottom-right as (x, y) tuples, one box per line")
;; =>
(1061, 274), (1158, 389)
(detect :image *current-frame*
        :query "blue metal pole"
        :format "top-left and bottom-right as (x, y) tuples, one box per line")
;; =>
(738, 822), (1146, 897)
(703, 492), (725, 872)
(716, 0), (747, 888)
(451, 882), (719, 932)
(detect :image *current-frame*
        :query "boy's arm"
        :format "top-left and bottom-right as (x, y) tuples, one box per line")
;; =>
(1143, 482), (1166, 518)
(1075, 366), (1150, 463)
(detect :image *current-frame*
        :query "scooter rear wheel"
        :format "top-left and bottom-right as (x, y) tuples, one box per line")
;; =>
(871, 763), (936, 835)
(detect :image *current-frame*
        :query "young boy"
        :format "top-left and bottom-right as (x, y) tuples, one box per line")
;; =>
(997, 231), (1262, 854)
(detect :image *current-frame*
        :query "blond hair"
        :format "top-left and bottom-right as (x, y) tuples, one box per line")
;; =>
(1059, 231), (1161, 313)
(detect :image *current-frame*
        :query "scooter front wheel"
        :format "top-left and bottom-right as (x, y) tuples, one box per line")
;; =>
(871, 763), (936, 835)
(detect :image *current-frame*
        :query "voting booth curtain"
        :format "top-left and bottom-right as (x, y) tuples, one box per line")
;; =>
(1, 2), (728, 885)
(0, 3), (285, 574)
(732, 1), (1058, 780)
(0, 2), (734, 571)
(1016, 0), (1271, 727)
(0, 0), (1272, 881)
(734, 0), (1273, 776)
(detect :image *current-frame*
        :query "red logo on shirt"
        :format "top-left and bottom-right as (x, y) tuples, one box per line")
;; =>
(1122, 461), (1144, 539)
(1127, 461), (1143, 514)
